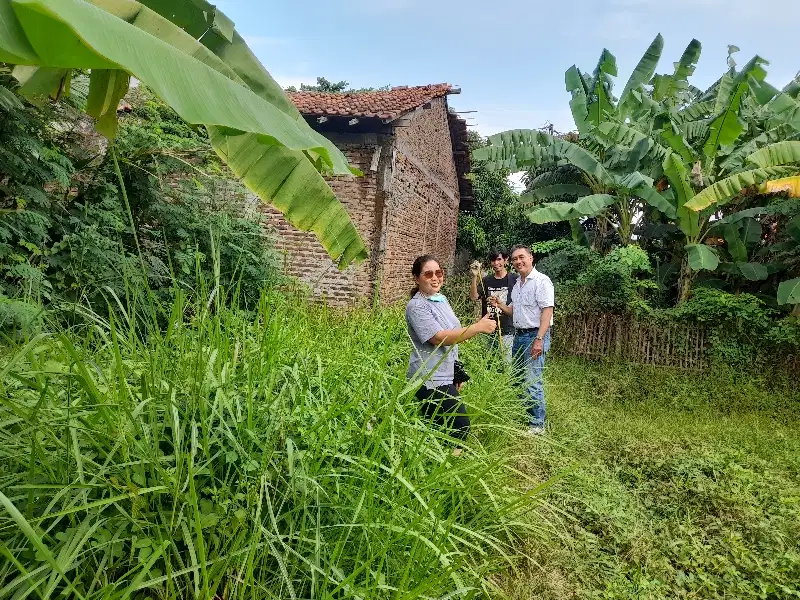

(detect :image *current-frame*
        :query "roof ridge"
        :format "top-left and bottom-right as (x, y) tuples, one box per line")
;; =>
(287, 83), (455, 120)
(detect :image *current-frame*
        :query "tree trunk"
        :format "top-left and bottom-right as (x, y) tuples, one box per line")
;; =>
(677, 254), (694, 304)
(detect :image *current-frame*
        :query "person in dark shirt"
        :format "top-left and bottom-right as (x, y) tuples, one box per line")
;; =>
(469, 248), (518, 364)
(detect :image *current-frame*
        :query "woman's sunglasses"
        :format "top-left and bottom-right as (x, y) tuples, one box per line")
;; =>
(421, 269), (444, 280)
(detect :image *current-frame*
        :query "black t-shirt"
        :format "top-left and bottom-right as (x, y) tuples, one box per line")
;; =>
(478, 273), (517, 334)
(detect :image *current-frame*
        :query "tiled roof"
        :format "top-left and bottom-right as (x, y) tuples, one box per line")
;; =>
(288, 84), (454, 121)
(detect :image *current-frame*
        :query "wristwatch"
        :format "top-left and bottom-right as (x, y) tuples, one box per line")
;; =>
(535, 335), (544, 341)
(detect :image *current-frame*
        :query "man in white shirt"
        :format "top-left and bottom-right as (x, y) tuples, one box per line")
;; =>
(489, 245), (554, 434)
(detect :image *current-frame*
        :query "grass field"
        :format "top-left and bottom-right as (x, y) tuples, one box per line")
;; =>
(0, 293), (798, 599)
(505, 358), (800, 599)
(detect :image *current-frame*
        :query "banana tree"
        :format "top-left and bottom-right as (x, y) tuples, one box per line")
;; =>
(0, 0), (368, 267)
(474, 38), (677, 251)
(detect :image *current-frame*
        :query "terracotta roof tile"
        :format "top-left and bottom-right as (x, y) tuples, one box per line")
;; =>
(288, 84), (454, 121)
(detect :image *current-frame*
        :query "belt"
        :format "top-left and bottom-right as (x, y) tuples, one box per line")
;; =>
(515, 327), (539, 334)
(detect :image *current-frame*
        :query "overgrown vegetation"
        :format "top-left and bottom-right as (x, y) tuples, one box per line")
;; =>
(0, 292), (545, 599)
(503, 357), (800, 600)
(471, 35), (800, 309)
(0, 85), (279, 330)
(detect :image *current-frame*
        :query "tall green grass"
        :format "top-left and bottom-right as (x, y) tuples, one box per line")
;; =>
(0, 289), (547, 599)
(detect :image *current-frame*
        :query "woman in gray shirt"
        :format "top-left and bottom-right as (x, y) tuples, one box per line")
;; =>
(405, 255), (496, 450)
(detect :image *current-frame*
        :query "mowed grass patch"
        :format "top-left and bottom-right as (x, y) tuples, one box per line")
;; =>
(504, 357), (800, 600)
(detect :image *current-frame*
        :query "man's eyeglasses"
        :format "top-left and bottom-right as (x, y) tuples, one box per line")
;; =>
(421, 269), (444, 280)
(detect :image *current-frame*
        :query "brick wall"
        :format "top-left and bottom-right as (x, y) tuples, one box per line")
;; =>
(260, 139), (382, 305)
(262, 99), (460, 307)
(379, 98), (460, 304)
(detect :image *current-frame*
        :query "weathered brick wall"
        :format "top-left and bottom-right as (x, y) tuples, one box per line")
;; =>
(260, 139), (381, 305)
(394, 98), (459, 188)
(379, 99), (461, 304)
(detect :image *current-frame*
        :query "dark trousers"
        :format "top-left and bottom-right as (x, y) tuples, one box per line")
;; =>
(415, 383), (469, 442)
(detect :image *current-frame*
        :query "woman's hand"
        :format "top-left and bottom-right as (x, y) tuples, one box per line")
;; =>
(475, 313), (497, 334)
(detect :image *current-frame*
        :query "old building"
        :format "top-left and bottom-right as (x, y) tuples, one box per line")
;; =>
(260, 84), (472, 305)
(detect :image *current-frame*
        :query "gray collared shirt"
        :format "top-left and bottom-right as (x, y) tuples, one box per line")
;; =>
(510, 267), (555, 329)
(405, 292), (461, 389)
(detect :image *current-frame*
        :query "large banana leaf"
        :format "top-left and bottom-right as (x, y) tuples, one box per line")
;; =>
(722, 223), (748, 263)
(528, 184), (591, 201)
(137, 0), (302, 121)
(685, 243), (719, 271)
(777, 277), (800, 305)
(619, 33), (663, 115)
(663, 152), (700, 237)
(619, 171), (677, 218)
(719, 262), (770, 281)
(684, 166), (799, 211)
(747, 141), (800, 168)
(585, 50), (617, 129)
(474, 129), (611, 181)
(565, 65), (590, 135)
(703, 56), (768, 162)
(527, 194), (616, 224)
(760, 176), (800, 197)
(767, 92), (800, 130)
(653, 39), (701, 105)
(0, 0), (368, 266)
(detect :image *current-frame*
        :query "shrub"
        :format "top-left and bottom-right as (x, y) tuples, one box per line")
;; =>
(0, 83), (279, 328)
(536, 242), (598, 283)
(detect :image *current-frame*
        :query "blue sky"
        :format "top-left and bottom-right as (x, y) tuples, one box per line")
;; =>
(220, 0), (798, 136)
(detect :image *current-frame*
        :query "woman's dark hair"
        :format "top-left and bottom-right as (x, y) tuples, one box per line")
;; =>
(410, 254), (440, 298)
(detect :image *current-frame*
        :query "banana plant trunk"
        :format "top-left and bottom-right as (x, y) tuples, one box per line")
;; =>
(677, 253), (694, 304)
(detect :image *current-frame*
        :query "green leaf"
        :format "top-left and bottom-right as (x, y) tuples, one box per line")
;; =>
(674, 39), (702, 87)
(0, 0), (37, 62)
(663, 152), (700, 237)
(585, 49), (618, 128)
(660, 120), (694, 163)
(619, 33), (663, 114)
(209, 130), (365, 267)
(527, 194), (616, 224)
(5, 0), (367, 265)
(619, 171), (677, 218)
(11, 0), (349, 173)
(740, 217), (762, 246)
(685, 166), (799, 211)
(747, 141), (800, 168)
(685, 243), (719, 271)
(787, 215), (800, 243)
(723, 223), (748, 263)
(565, 65), (590, 134)
(0, 84), (23, 109)
(476, 129), (611, 181)
(711, 206), (772, 226)
(529, 184), (591, 200)
(86, 69), (129, 138)
(778, 277), (800, 305)
(704, 56), (769, 161)
(736, 262), (769, 281)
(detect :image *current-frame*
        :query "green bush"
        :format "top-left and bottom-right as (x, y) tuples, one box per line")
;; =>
(0, 84), (279, 327)
(536, 242), (598, 283)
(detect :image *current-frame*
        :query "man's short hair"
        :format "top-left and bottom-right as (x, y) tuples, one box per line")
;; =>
(510, 244), (533, 257)
(488, 248), (507, 261)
